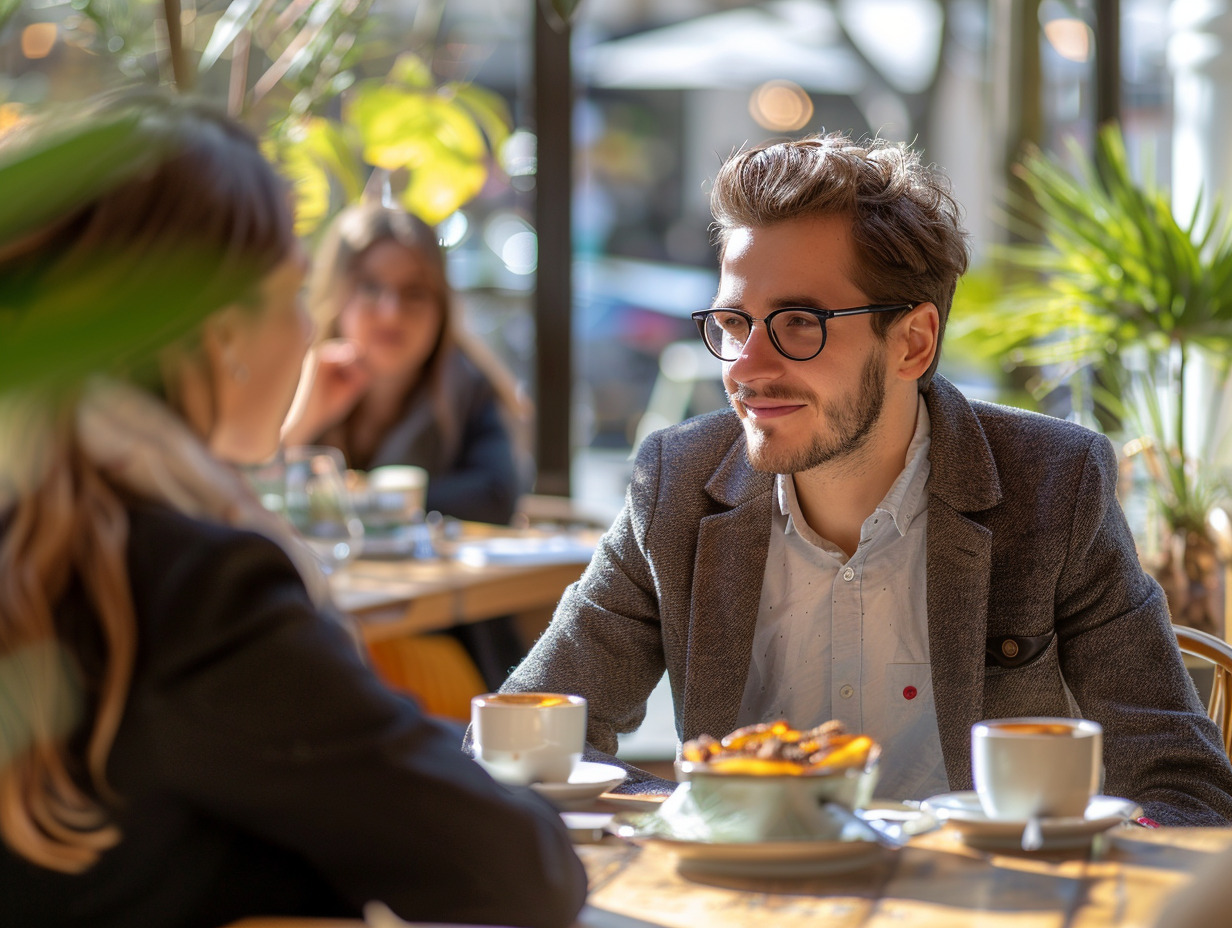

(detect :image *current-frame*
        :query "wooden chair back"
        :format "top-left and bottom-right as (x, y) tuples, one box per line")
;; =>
(1175, 624), (1232, 757)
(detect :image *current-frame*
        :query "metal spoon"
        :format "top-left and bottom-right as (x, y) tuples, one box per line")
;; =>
(1021, 814), (1044, 851)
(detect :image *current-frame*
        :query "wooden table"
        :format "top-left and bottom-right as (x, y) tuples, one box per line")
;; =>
(218, 827), (1232, 928)
(573, 825), (1232, 928)
(331, 528), (597, 644)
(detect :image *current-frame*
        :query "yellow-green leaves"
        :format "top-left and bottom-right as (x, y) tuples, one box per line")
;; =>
(274, 56), (513, 231)
(266, 116), (362, 236)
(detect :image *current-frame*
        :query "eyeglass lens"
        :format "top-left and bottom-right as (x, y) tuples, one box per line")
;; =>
(355, 276), (435, 310)
(703, 310), (825, 361)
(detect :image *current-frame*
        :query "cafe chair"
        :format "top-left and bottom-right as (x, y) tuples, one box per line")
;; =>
(367, 634), (487, 722)
(1174, 623), (1232, 757)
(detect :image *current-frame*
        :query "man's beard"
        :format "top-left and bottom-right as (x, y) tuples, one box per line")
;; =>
(735, 347), (887, 474)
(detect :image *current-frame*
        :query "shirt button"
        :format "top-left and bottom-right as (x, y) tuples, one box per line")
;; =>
(903, 685), (918, 700)
(842, 567), (855, 581)
(839, 684), (854, 699)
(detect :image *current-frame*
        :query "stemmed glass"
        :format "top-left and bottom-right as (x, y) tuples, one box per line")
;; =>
(282, 445), (365, 574)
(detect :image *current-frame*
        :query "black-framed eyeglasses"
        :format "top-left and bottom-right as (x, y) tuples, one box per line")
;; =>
(691, 303), (915, 362)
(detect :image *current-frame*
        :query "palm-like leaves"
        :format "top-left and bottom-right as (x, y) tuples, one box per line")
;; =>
(951, 124), (1232, 531)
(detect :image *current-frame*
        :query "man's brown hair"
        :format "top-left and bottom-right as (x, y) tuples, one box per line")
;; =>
(710, 133), (969, 387)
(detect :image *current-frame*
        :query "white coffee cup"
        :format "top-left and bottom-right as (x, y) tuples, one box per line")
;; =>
(470, 692), (586, 786)
(972, 717), (1103, 820)
(366, 465), (428, 524)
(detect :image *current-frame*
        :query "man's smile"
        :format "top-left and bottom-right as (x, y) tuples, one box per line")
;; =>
(741, 400), (806, 420)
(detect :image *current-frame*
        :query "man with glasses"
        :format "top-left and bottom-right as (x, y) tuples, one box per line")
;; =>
(499, 133), (1232, 823)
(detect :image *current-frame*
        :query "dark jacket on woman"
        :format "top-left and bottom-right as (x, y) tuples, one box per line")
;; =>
(329, 349), (522, 524)
(1, 502), (585, 928)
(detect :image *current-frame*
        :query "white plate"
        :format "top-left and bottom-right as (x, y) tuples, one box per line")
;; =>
(530, 761), (627, 805)
(920, 791), (1141, 850)
(612, 806), (884, 878)
(650, 834), (882, 877)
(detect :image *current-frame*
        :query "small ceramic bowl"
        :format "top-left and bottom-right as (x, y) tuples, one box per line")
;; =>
(663, 755), (881, 843)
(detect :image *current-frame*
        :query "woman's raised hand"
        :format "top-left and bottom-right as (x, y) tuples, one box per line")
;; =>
(282, 338), (372, 445)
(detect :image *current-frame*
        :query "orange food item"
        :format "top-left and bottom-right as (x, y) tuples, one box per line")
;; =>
(682, 720), (877, 775)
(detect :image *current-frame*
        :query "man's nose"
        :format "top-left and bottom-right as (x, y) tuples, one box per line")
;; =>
(726, 322), (782, 382)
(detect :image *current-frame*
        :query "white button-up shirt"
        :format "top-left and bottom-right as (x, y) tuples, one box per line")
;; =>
(735, 396), (947, 800)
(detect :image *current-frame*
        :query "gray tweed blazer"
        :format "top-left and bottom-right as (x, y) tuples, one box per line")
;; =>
(504, 375), (1232, 824)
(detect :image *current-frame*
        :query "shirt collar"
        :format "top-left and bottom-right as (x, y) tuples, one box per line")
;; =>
(776, 393), (932, 540)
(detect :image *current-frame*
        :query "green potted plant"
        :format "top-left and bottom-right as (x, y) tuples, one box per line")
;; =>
(950, 124), (1232, 635)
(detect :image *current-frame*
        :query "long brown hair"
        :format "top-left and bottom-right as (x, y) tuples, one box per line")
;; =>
(308, 202), (530, 469)
(0, 93), (295, 872)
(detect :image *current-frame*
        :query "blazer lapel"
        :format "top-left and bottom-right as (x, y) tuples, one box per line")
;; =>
(927, 505), (993, 787)
(923, 377), (1002, 788)
(680, 436), (773, 743)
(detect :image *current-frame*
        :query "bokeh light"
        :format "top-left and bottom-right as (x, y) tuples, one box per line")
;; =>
(749, 80), (814, 132)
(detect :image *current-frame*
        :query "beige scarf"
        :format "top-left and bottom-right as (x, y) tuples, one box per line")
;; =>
(74, 377), (334, 608)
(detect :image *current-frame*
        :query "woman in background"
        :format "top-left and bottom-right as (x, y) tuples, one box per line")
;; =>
(288, 203), (534, 690)
(286, 202), (531, 525)
(0, 93), (584, 928)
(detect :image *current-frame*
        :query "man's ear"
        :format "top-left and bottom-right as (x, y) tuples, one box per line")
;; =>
(894, 302), (939, 381)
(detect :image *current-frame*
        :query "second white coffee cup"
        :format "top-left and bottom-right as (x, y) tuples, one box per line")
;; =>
(471, 692), (586, 786)
(972, 717), (1103, 820)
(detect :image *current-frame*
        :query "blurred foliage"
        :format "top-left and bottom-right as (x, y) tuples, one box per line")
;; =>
(2, 0), (511, 232)
(0, 0), (18, 31)
(0, 0), (514, 396)
(950, 124), (1232, 534)
(266, 53), (510, 232)
(0, 107), (267, 394)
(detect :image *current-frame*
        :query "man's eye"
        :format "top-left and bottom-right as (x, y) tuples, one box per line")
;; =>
(714, 312), (747, 331)
(778, 311), (822, 331)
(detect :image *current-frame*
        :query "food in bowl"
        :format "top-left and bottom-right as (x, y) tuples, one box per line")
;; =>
(681, 719), (879, 776)
(639, 720), (882, 843)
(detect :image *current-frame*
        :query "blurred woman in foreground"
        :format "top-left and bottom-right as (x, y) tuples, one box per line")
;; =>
(0, 93), (584, 928)
(285, 202), (530, 525)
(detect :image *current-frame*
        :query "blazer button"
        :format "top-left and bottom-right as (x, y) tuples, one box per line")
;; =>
(1001, 639), (1020, 659)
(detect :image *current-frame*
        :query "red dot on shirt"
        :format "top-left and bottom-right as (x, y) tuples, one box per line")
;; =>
(903, 686), (918, 700)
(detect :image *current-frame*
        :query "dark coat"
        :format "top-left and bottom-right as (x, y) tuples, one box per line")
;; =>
(2, 502), (585, 928)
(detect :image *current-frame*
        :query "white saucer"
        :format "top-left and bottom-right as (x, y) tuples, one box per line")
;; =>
(530, 761), (627, 806)
(920, 791), (1141, 850)
(612, 801), (884, 878)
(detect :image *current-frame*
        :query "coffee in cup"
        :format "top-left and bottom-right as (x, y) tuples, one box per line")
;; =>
(470, 692), (586, 786)
(971, 717), (1102, 820)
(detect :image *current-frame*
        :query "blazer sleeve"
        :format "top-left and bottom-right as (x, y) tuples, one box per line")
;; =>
(1053, 433), (1232, 825)
(496, 430), (675, 791)
(127, 524), (586, 928)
